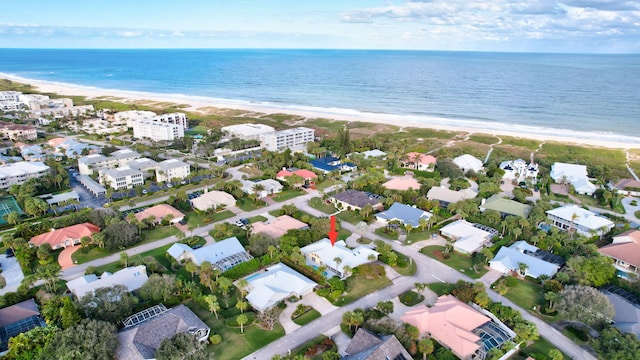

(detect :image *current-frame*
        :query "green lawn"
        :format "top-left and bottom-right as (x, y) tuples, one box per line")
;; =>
(512, 337), (569, 360)
(93, 242), (176, 275)
(271, 189), (305, 202)
(71, 226), (180, 264)
(427, 282), (455, 296)
(499, 277), (547, 314)
(247, 215), (267, 224)
(292, 308), (321, 326)
(334, 272), (392, 306)
(406, 229), (433, 243)
(393, 251), (417, 276)
(236, 197), (266, 211)
(316, 180), (338, 191)
(185, 211), (208, 227)
(209, 210), (236, 223)
(336, 210), (366, 225)
(374, 227), (399, 240)
(399, 290), (425, 306)
(420, 245), (488, 279)
(185, 300), (285, 360)
(308, 197), (337, 214)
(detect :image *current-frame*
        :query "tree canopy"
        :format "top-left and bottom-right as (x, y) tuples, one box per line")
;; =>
(557, 285), (614, 328)
(42, 319), (117, 360)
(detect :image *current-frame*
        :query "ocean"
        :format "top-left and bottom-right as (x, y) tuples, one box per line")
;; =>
(0, 49), (639, 140)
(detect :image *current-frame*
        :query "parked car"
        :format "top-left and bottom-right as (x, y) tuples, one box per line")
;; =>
(5, 248), (14, 258)
(179, 219), (187, 225)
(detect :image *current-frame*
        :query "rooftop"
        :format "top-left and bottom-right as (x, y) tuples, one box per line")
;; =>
(376, 202), (432, 227)
(30, 222), (100, 247)
(134, 204), (184, 223)
(481, 195), (533, 218)
(252, 215), (308, 239)
(382, 176), (422, 191)
(546, 205), (614, 230)
(101, 166), (142, 178)
(0, 161), (49, 178)
(246, 263), (317, 312)
(599, 229), (640, 268)
(331, 189), (383, 209)
(157, 158), (189, 170)
(66, 265), (148, 298)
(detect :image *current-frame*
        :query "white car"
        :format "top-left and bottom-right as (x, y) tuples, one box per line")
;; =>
(142, 190), (148, 194)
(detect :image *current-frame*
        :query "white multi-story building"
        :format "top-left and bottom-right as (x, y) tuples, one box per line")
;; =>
(154, 113), (188, 129)
(133, 119), (184, 142)
(550, 162), (597, 195)
(222, 124), (275, 141)
(260, 127), (315, 152)
(77, 149), (141, 175)
(28, 105), (94, 119)
(0, 122), (37, 141)
(109, 149), (141, 166)
(156, 159), (190, 183)
(114, 110), (157, 127)
(0, 91), (21, 102)
(499, 159), (539, 183)
(0, 161), (50, 189)
(99, 167), (144, 190)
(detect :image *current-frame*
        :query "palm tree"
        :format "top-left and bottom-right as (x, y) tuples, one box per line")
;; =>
(236, 278), (249, 299)
(252, 183), (265, 200)
(236, 314), (248, 333)
(236, 300), (248, 314)
(517, 262), (529, 277)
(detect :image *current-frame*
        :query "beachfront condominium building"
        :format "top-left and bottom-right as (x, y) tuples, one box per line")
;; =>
(153, 113), (188, 129)
(0, 161), (50, 189)
(260, 127), (315, 152)
(0, 122), (37, 141)
(114, 110), (157, 127)
(155, 159), (190, 183)
(99, 167), (144, 190)
(133, 119), (184, 142)
(117, 111), (188, 129)
(222, 123), (276, 141)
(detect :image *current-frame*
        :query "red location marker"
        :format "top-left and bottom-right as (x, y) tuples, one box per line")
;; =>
(328, 215), (338, 247)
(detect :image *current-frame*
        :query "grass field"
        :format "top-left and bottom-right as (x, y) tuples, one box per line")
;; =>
(512, 337), (569, 360)
(336, 210), (366, 225)
(292, 308), (321, 326)
(271, 189), (305, 202)
(247, 215), (267, 224)
(374, 227), (399, 240)
(236, 197), (267, 211)
(420, 245), (488, 279)
(308, 197), (337, 214)
(499, 277), (547, 314)
(333, 272), (392, 306)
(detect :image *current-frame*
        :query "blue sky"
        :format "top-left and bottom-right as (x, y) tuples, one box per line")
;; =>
(1, 0), (639, 53)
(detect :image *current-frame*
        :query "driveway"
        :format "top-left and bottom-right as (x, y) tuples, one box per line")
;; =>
(0, 254), (25, 295)
(58, 246), (81, 269)
(621, 197), (640, 223)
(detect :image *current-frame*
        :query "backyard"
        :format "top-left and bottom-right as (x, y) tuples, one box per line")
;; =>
(420, 245), (488, 279)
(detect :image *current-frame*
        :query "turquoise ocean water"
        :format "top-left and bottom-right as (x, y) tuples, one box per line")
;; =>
(0, 49), (638, 140)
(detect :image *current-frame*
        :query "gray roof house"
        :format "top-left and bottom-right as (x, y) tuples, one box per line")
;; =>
(167, 237), (252, 270)
(601, 286), (640, 339)
(376, 202), (433, 227)
(489, 241), (562, 279)
(117, 304), (210, 360)
(330, 189), (383, 211)
(0, 299), (45, 352)
(343, 328), (411, 360)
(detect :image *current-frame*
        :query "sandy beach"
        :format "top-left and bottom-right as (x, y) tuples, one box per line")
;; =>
(2, 73), (638, 150)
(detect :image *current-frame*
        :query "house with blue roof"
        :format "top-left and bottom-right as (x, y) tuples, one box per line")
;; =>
(376, 202), (433, 227)
(310, 156), (357, 174)
(489, 241), (561, 279)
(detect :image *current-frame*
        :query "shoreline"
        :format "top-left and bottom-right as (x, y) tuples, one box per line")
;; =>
(1, 73), (638, 150)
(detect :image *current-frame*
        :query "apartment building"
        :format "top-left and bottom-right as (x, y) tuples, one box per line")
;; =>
(110, 149), (141, 166)
(133, 119), (184, 142)
(156, 159), (190, 183)
(77, 149), (141, 175)
(114, 110), (156, 127)
(99, 167), (144, 190)
(0, 122), (37, 141)
(222, 124), (275, 141)
(0, 161), (50, 189)
(259, 127), (315, 152)
(153, 113), (188, 129)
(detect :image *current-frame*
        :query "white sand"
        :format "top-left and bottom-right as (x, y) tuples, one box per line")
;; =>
(2, 73), (638, 150)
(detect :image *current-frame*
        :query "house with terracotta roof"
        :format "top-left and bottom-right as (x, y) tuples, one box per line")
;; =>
(276, 167), (318, 187)
(599, 230), (640, 277)
(402, 152), (436, 171)
(382, 175), (422, 191)
(251, 215), (308, 239)
(343, 328), (411, 360)
(134, 204), (184, 225)
(401, 295), (514, 360)
(613, 179), (640, 197)
(30, 222), (100, 250)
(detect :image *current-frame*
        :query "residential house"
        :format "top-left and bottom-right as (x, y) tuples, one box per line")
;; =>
(222, 123), (275, 141)
(343, 328), (412, 360)
(117, 304), (210, 360)
(48, 137), (99, 159)
(241, 179), (283, 198)
(134, 204), (185, 225)
(245, 263), (317, 312)
(17, 144), (46, 162)
(382, 175), (422, 191)
(360, 149), (387, 159)
(499, 159), (539, 183)
(300, 239), (379, 279)
(167, 237), (252, 270)
(310, 156), (357, 174)
(613, 179), (640, 197)
(376, 202), (433, 227)
(259, 127), (315, 152)
(252, 215), (308, 239)
(601, 286), (640, 339)
(453, 154), (484, 173)
(550, 162), (597, 195)
(427, 186), (478, 207)
(479, 195), (533, 218)
(190, 190), (236, 212)
(0, 161), (50, 189)
(401, 295), (514, 360)
(155, 159), (190, 183)
(599, 230), (640, 277)
(440, 220), (496, 254)
(329, 189), (383, 211)
(30, 222), (100, 250)
(276, 168), (318, 187)
(402, 152), (437, 171)
(0, 299), (46, 352)
(99, 167), (144, 190)
(546, 205), (614, 237)
(66, 265), (149, 298)
(489, 241), (563, 279)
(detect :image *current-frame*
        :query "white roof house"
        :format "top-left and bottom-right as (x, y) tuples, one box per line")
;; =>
(241, 179), (283, 198)
(66, 265), (148, 298)
(453, 154), (484, 173)
(546, 205), (614, 237)
(245, 263), (317, 312)
(440, 220), (493, 254)
(222, 123), (275, 141)
(499, 159), (539, 182)
(550, 162), (597, 195)
(300, 239), (379, 279)
(361, 149), (387, 158)
(166, 237), (252, 271)
(427, 186), (478, 206)
(190, 190), (236, 212)
(489, 241), (560, 279)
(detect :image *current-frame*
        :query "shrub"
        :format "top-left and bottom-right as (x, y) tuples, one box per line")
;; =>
(221, 258), (261, 280)
(505, 276), (518, 287)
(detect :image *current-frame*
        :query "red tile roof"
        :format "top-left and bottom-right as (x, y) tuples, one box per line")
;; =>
(30, 223), (100, 248)
(599, 230), (640, 268)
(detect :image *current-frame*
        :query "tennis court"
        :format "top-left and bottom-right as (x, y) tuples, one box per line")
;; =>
(0, 196), (23, 224)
